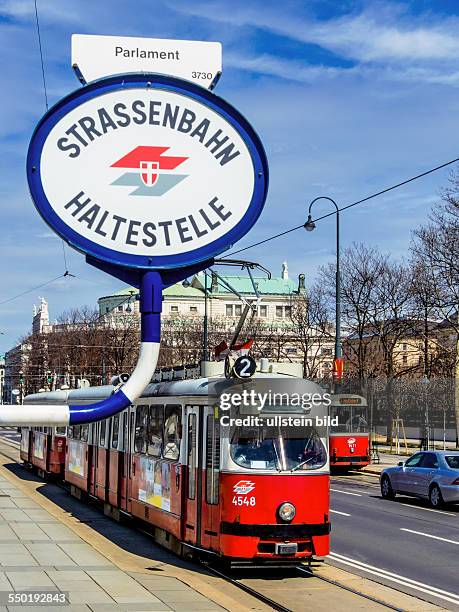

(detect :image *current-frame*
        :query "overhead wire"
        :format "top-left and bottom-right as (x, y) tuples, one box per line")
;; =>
(33, 0), (71, 277)
(224, 155), (459, 258)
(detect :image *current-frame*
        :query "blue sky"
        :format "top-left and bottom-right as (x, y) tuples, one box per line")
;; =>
(1, 0), (459, 351)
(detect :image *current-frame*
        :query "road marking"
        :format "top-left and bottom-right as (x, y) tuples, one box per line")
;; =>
(399, 504), (456, 516)
(330, 509), (351, 516)
(329, 552), (459, 606)
(400, 528), (459, 545)
(330, 488), (362, 497)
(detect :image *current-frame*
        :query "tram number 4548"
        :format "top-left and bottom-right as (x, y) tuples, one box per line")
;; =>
(232, 496), (256, 507)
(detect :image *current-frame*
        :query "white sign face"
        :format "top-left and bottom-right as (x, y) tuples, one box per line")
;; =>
(28, 75), (268, 269)
(72, 34), (222, 89)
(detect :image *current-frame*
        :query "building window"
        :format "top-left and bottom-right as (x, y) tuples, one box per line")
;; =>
(276, 306), (283, 318)
(402, 355), (408, 364)
(190, 306), (197, 313)
(284, 306), (292, 318)
(170, 305), (179, 313)
(402, 343), (407, 351)
(260, 305), (267, 317)
(226, 305), (233, 317)
(322, 348), (332, 356)
(105, 307), (109, 313)
(234, 304), (242, 317)
(117, 305), (123, 312)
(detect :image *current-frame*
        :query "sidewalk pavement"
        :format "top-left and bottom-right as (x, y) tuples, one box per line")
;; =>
(0, 467), (231, 611)
(362, 452), (407, 476)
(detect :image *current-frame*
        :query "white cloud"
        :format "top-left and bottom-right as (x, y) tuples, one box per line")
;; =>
(171, 1), (459, 66)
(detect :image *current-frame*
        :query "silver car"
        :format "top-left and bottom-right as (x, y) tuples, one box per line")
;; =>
(380, 451), (459, 508)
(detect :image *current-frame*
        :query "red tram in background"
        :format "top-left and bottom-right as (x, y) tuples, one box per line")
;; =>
(329, 394), (370, 471)
(21, 368), (331, 566)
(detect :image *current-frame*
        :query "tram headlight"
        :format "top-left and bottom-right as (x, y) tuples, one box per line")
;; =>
(278, 502), (296, 522)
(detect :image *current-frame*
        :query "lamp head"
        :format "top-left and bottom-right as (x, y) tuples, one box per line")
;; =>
(304, 215), (316, 232)
(182, 278), (191, 288)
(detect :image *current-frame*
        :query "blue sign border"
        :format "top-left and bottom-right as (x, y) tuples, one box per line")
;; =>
(27, 73), (268, 269)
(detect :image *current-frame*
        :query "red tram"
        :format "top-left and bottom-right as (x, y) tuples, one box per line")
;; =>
(329, 394), (370, 471)
(22, 370), (331, 566)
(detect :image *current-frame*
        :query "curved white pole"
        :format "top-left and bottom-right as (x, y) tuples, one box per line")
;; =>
(0, 271), (162, 426)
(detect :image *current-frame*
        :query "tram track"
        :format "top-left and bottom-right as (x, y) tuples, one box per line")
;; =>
(201, 561), (402, 611)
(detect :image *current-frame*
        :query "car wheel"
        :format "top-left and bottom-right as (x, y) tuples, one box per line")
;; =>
(429, 484), (444, 508)
(381, 475), (395, 499)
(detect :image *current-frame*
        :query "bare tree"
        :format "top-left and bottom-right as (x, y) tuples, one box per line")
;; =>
(288, 283), (333, 377)
(412, 169), (459, 443)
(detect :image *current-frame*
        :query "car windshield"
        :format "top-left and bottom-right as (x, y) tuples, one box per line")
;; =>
(445, 456), (459, 469)
(230, 423), (327, 471)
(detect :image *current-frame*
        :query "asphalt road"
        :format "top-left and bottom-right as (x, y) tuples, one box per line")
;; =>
(330, 471), (459, 610)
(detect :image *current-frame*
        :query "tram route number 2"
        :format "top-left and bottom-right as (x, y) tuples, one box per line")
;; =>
(232, 495), (256, 507)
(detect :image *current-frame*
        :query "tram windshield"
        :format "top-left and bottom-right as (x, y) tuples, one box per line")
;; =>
(230, 424), (327, 471)
(330, 405), (368, 433)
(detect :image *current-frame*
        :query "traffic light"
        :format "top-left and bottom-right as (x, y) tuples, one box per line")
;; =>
(47, 371), (53, 385)
(18, 370), (24, 385)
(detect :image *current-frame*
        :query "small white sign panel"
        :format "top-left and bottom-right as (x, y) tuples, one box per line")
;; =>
(72, 34), (222, 89)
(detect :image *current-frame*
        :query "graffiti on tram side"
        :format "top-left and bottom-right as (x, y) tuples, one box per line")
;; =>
(34, 434), (45, 460)
(68, 440), (85, 476)
(138, 456), (171, 512)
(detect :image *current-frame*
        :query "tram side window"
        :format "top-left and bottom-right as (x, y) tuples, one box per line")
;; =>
(111, 415), (120, 449)
(56, 427), (66, 436)
(164, 405), (181, 461)
(99, 420), (106, 447)
(206, 415), (220, 505)
(134, 405), (148, 453)
(187, 413), (196, 500)
(148, 405), (163, 457)
(72, 425), (81, 440)
(81, 424), (89, 443)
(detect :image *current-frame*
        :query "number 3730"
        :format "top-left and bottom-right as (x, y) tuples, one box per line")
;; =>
(232, 495), (256, 506)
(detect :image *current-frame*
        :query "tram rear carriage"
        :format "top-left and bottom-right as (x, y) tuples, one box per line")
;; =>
(21, 374), (331, 565)
(329, 394), (370, 470)
(23, 392), (68, 477)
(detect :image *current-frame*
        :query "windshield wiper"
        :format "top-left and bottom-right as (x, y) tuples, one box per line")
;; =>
(291, 456), (315, 472)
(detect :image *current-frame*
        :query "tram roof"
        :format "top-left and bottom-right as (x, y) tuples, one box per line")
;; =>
(25, 375), (327, 404)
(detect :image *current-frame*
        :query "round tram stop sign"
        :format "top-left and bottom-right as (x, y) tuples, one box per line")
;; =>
(27, 73), (268, 270)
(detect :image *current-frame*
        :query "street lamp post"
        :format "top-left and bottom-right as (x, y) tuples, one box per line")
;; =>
(305, 197), (342, 389)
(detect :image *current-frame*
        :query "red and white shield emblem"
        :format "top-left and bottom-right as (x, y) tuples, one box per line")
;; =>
(140, 161), (160, 186)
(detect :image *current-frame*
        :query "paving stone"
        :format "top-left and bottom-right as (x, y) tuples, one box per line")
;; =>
(46, 570), (92, 582)
(11, 499), (40, 510)
(86, 605), (171, 612)
(89, 570), (160, 600)
(38, 524), (79, 541)
(154, 591), (213, 604)
(0, 555), (38, 567)
(68, 589), (114, 604)
(130, 576), (190, 591)
(58, 544), (111, 567)
(0, 526), (18, 541)
(6, 571), (55, 589)
(0, 572), (12, 590)
(0, 501), (15, 510)
(25, 543), (77, 566)
(0, 511), (32, 523)
(22, 510), (53, 522)
(167, 604), (226, 611)
(10, 523), (49, 540)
